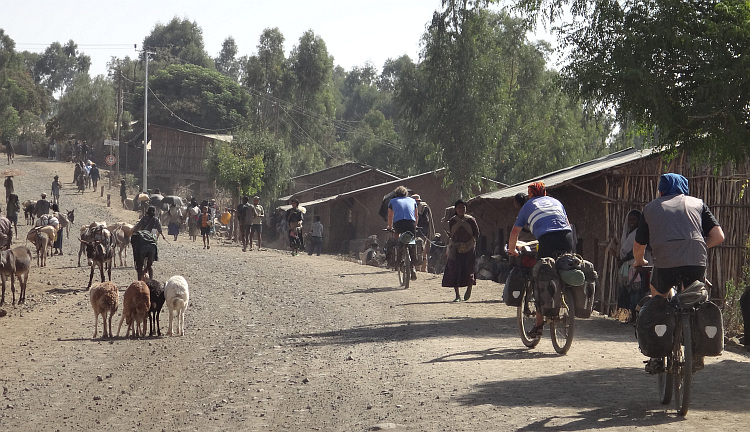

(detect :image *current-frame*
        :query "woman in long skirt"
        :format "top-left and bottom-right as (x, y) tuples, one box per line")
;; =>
(441, 200), (480, 302)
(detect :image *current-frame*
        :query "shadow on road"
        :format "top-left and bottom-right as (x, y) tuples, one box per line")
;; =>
(291, 316), (518, 345)
(428, 347), (560, 362)
(336, 286), (407, 294)
(457, 358), (750, 429)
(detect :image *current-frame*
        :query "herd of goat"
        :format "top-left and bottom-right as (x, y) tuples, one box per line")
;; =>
(0, 214), (190, 339)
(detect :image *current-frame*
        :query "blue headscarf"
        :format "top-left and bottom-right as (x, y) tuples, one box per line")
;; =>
(658, 173), (689, 196)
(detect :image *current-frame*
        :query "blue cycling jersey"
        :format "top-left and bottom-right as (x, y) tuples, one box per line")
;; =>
(389, 196), (417, 222)
(515, 196), (570, 238)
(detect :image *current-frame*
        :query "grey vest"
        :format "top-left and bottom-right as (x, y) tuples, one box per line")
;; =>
(643, 194), (706, 268)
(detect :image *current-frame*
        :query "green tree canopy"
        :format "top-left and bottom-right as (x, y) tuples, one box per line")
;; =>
(514, 0), (750, 163)
(32, 40), (91, 95)
(55, 74), (116, 144)
(133, 64), (250, 133)
(215, 37), (244, 83)
(206, 139), (265, 200)
(143, 17), (213, 70)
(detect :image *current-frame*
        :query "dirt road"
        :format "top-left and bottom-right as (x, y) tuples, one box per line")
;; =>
(0, 156), (748, 431)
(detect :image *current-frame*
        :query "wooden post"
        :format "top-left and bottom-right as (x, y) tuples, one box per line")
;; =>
(107, 194), (111, 207)
(101, 186), (104, 197)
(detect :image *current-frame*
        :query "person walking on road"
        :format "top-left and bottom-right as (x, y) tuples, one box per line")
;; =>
(442, 200), (480, 302)
(6, 193), (18, 238)
(309, 216), (323, 256)
(51, 175), (62, 206)
(120, 179), (128, 208)
(35, 193), (51, 219)
(198, 206), (212, 249)
(89, 163), (100, 190)
(237, 196), (253, 252)
(4, 175), (13, 202)
(250, 196), (264, 250)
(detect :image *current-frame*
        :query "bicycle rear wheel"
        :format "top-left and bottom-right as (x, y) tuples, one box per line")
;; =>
(674, 316), (692, 416)
(517, 282), (541, 348)
(550, 286), (576, 355)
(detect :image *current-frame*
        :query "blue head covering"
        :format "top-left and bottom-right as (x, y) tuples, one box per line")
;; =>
(658, 173), (689, 196)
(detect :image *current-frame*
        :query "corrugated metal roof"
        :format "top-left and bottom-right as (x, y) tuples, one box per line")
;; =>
(279, 168), (400, 202)
(278, 169), (448, 210)
(470, 147), (658, 202)
(199, 133), (233, 142)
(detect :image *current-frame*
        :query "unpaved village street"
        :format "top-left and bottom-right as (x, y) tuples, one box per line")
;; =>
(0, 156), (749, 431)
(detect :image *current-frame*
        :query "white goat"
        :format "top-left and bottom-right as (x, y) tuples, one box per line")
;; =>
(164, 275), (189, 336)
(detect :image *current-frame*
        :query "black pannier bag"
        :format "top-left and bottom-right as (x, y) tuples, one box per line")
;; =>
(693, 300), (724, 357)
(503, 267), (525, 307)
(636, 296), (675, 358)
(533, 257), (560, 317)
(573, 260), (598, 318)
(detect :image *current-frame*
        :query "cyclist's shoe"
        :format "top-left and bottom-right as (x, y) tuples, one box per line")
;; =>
(692, 355), (705, 372)
(453, 297), (462, 302)
(644, 357), (665, 374)
(527, 324), (544, 338)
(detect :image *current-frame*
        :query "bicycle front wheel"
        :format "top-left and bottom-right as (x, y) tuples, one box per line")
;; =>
(550, 286), (576, 355)
(674, 316), (692, 416)
(402, 247), (411, 289)
(657, 359), (674, 404)
(397, 247), (405, 286)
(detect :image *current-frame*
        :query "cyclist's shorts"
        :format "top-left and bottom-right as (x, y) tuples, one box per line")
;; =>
(651, 265), (706, 294)
(393, 219), (416, 235)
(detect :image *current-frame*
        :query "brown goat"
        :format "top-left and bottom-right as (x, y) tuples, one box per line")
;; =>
(0, 246), (31, 306)
(117, 281), (150, 338)
(90, 281), (119, 338)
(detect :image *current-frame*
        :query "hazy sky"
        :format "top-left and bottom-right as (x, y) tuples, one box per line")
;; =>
(2, 0), (450, 77)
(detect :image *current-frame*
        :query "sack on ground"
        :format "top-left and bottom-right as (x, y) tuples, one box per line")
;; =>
(636, 296), (675, 358)
(693, 300), (724, 357)
(503, 267), (526, 307)
(533, 257), (560, 317)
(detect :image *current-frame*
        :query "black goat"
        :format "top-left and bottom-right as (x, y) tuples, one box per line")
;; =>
(145, 279), (165, 336)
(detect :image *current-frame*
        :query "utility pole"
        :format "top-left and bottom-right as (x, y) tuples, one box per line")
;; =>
(143, 49), (153, 192)
(115, 60), (122, 174)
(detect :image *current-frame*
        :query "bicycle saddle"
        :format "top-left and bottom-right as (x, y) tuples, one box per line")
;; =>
(674, 280), (708, 306)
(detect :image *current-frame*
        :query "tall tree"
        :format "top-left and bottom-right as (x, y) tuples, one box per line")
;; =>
(132, 64), (250, 133)
(416, 2), (509, 195)
(32, 40), (91, 95)
(55, 74), (116, 144)
(0, 30), (50, 145)
(244, 28), (288, 133)
(215, 37), (243, 83)
(143, 17), (213, 70)
(513, 0), (750, 163)
(286, 30), (337, 174)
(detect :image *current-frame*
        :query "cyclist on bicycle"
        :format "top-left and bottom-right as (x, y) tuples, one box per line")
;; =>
(633, 173), (724, 372)
(508, 181), (575, 337)
(386, 186), (419, 281)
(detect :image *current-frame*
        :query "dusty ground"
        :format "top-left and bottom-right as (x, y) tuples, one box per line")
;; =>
(0, 156), (748, 432)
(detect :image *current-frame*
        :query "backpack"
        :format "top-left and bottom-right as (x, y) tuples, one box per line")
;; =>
(533, 257), (560, 317)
